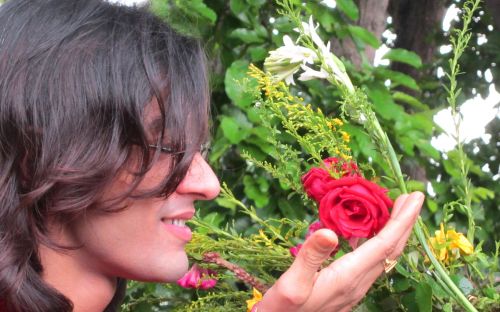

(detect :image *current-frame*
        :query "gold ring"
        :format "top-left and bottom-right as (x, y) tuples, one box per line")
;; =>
(383, 258), (397, 273)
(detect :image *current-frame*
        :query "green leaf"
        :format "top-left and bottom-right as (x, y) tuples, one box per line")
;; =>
(224, 60), (256, 108)
(451, 275), (474, 296)
(393, 92), (427, 110)
(402, 282), (432, 312)
(220, 116), (250, 144)
(417, 140), (441, 160)
(230, 28), (266, 44)
(382, 48), (423, 68)
(348, 25), (380, 48)
(277, 198), (305, 220)
(443, 303), (453, 312)
(472, 186), (495, 201)
(184, 0), (217, 24)
(215, 197), (237, 213)
(208, 134), (231, 163)
(376, 68), (419, 90)
(243, 175), (269, 208)
(427, 199), (438, 213)
(133, 302), (155, 312)
(336, 0), (359, 21)
(229, 0), (245, 15)
(415, 282), (432, 312)
(202, 212), (226, 228)
(424, 274), (449, 298)
(247, 0), (266, 8)
(366, 85), (405, 120)
(249, 46), (268, 62)
(407, 180), (425, 192)
(393, 275), (411, 292)
(315, 8), (337, 32)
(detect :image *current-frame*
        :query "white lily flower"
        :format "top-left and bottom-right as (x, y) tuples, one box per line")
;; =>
(324, 53), (355, 92)
(295, 16), (355, 92)
(264, 35), (317, 85)
(296, 16), (329, 55)
(298, 65), (329, 81)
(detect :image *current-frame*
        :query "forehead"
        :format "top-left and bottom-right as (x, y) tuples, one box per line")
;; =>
(143, 97), (164, 135)
(142, 97), (207, 144)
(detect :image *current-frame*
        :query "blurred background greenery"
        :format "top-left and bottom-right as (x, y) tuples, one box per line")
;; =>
(119, 0), (499, 310)
(145, 0), (499, 249)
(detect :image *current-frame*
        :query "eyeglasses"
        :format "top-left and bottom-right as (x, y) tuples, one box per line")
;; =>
(148, 143), (211, 158)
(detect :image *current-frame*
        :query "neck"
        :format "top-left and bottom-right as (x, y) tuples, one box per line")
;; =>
(39, 245), (117, 312)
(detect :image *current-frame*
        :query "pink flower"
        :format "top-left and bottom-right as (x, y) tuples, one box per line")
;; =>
(177, 264), (217, 290)
(305, 220), (324, 239)
(289, 244), (303, 257)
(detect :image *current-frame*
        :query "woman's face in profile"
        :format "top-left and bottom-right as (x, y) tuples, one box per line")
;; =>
(57, 103), (221, 283)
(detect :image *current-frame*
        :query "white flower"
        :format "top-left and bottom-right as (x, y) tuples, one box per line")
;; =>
(296, 16), (330, 55)
(323, 53), (355, 92)
(298, 65), (329, 81)
(295, 16), (355, 92)
(264, 35), (317, 85)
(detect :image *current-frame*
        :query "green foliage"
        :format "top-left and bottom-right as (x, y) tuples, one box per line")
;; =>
(382, 49), (423, 69)
(335, 0), (359, 21)
(169, 183), (311, 311)
(124, 0), (499, 310)
(150, 0), (216, 37)
(244, 66), (354, 194)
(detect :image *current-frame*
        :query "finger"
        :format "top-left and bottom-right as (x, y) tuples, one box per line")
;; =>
(350, 192), (424, 270)
(388, 193), (412, 245)
(260, 229), (338, 310)
(378, 191), (424, 258)
(391, 193), (410, 218)
(291, 229), (339, 280)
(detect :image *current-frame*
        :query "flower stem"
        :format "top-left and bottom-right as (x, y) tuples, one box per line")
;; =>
(203, 252), (270, 293)
(370, 114), (478, 312)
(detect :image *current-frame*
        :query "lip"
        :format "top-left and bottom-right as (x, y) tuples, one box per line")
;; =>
(162, 222), (192, 242)
(161, 210), (195, 242)
(162, 210), (195, 220)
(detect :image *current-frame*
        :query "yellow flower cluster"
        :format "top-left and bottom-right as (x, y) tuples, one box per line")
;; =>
(428, 223), (474, 264)
(248, 63), (352, 162)
(326, 118), (343, 129)
(246, 288), (263, 312)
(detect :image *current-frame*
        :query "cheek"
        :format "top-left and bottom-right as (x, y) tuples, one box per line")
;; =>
(71, 201), (189, 283)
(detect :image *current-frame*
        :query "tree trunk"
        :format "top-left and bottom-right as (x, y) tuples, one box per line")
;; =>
(485, 0), (500, 30)
(330, 0), (389, 67)
(388, 0), (447, 81)
(388, 0), (446, 182)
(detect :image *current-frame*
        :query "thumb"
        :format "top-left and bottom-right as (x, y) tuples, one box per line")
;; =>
(258, 229), (338, 310)
(293, 229), (338, 275)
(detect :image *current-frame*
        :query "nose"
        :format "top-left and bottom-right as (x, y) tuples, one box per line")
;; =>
(175, 153), (220, 200)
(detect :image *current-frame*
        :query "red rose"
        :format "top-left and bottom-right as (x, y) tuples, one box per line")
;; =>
(301, 158), (359, 202)
(302, 158), (392, 240)
(301, 167), (331, 202)
(318, 176), (391, 239)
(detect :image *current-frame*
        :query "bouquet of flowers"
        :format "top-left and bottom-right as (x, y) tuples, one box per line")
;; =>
(123, 0), (499, 311)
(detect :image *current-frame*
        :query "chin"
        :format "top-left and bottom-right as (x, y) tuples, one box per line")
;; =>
(124, 250), (189, 283)
(153, 251), (189, 283)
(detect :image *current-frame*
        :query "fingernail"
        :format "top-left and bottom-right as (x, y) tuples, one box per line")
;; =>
(413, 191), (425, 200)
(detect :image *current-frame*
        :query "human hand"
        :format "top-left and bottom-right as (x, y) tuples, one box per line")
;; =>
(258, 192), (425, 312)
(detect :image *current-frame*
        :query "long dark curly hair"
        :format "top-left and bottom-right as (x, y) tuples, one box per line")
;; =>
(0, 0), (210, 311)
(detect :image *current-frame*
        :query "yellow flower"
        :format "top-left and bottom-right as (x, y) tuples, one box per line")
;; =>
(341, 131), (350, 143)
(428, 223), (474, 264)
(332, 118), (343, 126)
(246, 288), (263, 312)
(447, 229), (474, 254)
